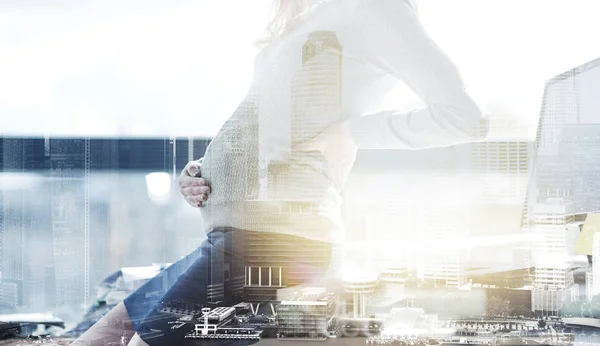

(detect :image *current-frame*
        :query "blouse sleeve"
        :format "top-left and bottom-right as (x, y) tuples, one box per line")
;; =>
(348, 0), (489, 149)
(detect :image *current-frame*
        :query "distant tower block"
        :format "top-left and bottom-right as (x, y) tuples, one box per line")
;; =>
(285, 31), (343, 200)
(342, 276), (378, 318)
(292, 30), (342, 144)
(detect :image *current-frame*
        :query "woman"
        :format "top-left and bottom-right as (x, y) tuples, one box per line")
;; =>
(75, 0), (488, 345)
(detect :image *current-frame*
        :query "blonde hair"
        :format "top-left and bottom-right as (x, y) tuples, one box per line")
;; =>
(255, 0), (419, 48)
(255, 0), (314, 48)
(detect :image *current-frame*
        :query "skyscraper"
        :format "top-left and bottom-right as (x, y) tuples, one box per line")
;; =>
(268, 31), (343, 200)
(536, 70), (580, 148)
(49, 138), (89, 310)
(558, 125), (600, 214)
(244, 31), (343, 310)
(1, 138), (52, 310)
(469, 116), (534, 271)
(88, 140), (118, 293)
(532, 67), (580, 207)
(530, 198), (578, 315)
(469, 115), (533, 205)
(421, 202), (470, 289)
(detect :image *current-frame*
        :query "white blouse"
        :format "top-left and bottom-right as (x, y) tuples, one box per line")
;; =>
(198, 0), (488, 243)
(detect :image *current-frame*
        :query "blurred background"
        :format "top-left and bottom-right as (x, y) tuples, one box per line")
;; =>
(0, 138), (211, 324)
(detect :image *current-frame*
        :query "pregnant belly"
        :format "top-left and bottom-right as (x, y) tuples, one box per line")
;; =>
(201, 130), (260, 205)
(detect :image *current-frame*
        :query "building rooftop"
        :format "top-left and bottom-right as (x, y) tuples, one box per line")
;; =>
(280, 288), (335, 306)
(202, 307), (235, 320)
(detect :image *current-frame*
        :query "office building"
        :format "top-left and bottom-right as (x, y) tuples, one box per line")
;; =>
(558, 125), (600, 214)
(243, 32), (343, 307)
(194, 307), (236, 336)
(1, 138), (51, 310)
(277, 287), (336, 340)
(536, 67), (580, 151)
(421, 204), (470, 289)
(531, 199), (577, 267)
(49, 138), (90, 310)
(470, 140), (532, 203)
(243, 229), (331, 310)
(285, 30), (342, 199)
(532, 284), (578, 316)
(530, 59), (600, 212)
(0, 281), (20, 308)
(531, 198), (578, 315)
(470, 115), (533, 204)
(525, 65), (580, 238)
(586, 269), (594, 301)
(264, 31), (342, 199)
(469, 115), (535, 272)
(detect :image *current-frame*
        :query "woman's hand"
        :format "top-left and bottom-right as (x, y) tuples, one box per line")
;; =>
(178, 159), (211, 207)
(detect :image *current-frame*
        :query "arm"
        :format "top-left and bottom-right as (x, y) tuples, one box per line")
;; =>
(348, 0), (489, 149)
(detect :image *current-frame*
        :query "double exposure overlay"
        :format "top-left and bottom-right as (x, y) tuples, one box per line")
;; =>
(2, 0), (600, 345)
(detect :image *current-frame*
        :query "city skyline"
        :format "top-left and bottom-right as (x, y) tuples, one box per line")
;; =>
(0, 137), (211, 317)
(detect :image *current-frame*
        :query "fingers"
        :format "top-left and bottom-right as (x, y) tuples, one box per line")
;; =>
(185, 195), (208, 208)
(180, 180), (210, 208)
(178, 175), (208, 188)
(181, 186), (210, 196)
(184, 160), (202, 177)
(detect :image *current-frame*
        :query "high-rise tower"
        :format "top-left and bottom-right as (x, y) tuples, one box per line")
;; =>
(268, 31), (343, 201)
(244, 32), (343, 311)
(530, 198), (578, 315)
(49, 139), (89, 310)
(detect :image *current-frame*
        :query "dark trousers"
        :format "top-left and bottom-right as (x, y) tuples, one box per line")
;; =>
(123, 227), (333, 345)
